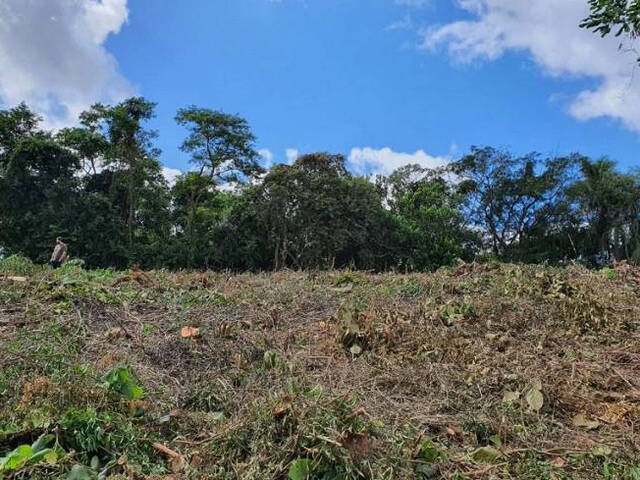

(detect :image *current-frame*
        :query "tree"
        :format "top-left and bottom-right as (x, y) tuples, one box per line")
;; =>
(175, 107), (262, 184)
(0, 103), (40, 165)
(246, 153), (390, 270)
(568, 157), (640, 263)
(173, 107), (263, 267)
(0, 133), (81, 261)
(382, 164), (477, 270)
(79, 98), (170, 255)
(581, 0), (640, 62)
(451, 147), (579, 258)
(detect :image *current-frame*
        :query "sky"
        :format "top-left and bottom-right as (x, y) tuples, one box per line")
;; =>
(0, 0), (639, 182)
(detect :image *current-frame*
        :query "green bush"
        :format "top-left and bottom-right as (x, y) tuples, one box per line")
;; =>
(0, 254), (36, 276)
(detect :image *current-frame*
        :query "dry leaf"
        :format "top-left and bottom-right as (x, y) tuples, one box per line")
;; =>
(598, 402), (630, 424)
(525, 388), (544, 412)
(180, 326), (200, 338)
(531, 378), (543, 391)
(169, 455), (187, 473)
(445, 425), (463, 442)
(550, 457), (566, 468)
(502, 390), (520, 403)
(573, 413), (600, 430)
(273, 406), (288, 419)
(346, 407), (366, 420)
(350, 344), (362, 356)
(103, 327), (125, 340)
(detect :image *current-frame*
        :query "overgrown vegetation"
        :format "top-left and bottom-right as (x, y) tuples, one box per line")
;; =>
(1, 262), (639, 478)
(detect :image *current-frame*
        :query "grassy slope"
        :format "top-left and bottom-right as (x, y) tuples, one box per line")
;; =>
(0, 262), (639, 479)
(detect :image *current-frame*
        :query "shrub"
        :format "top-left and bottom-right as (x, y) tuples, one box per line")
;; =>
(0, 254), (37, 276)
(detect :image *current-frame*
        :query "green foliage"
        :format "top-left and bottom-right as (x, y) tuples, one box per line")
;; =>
(419, 439), (443, 463)
(100, 366), (144, 400)
(59, 409), (108, 454)
(1, 99), (639, 272)
(0, 254), (36, 276)
(0, 434), (63, 475)
(66, 464), (94, 480)
(58, 408), (161, 473)
(581, 0), (640, 62)
(288, 458), (312, 480)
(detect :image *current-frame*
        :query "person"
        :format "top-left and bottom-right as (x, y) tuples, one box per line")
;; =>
(50, 237), (68, 269)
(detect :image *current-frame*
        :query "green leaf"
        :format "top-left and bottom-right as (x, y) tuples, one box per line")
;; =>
(349, 344), (363, 356)
(471, 446), (503, 464)
(31, 434), (54, 453)
(101, 366), (145, 400)
(419, 440), (441, 463)
(67, 464), (93, 480)
(288, 458), (311, 480)
(27, 447), (53, 465)
(43, 450), (58, 466)
(1, 445), (33, 471)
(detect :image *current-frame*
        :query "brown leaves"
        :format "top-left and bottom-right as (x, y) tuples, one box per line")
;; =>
(573, 413), (600, 430)
(180, 326), (200, 339)
(342, 433), (372, 461)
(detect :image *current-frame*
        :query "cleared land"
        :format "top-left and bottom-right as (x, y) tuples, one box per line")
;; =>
(1, 262), (639, 479)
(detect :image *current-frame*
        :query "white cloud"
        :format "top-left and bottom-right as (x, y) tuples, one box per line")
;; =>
(162, 167), (182, 186)
(258, 148), (274, 168)
(0, 0), (134, 129)
(348, 146), (450, 176)
(422, 0), (640, 133)
(386, 14), (414, 32)
(285, 148), (299, 164)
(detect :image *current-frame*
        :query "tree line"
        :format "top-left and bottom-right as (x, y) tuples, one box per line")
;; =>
(0, 98), (639, 271)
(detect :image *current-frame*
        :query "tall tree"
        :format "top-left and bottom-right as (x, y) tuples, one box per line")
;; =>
(175, 107), (262, 184)
(0, 103), (40, 166)
(80, 98), (168, 252)
(0, 133), (81, 261)
(385, 165), (477, 270)
(173, 107), (262, 266)
(568, 157), (640, 262)
(451, 147), (579, 257)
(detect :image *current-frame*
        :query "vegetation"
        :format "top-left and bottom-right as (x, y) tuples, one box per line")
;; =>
(1, 101), (640, 272)
(582, 0), (640, 63)
(1, 262), (639, 478)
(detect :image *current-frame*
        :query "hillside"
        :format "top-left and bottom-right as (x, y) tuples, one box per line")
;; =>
(1, 261), (639, 479)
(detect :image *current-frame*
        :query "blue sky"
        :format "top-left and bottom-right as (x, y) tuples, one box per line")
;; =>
(1, 0), (638, 177)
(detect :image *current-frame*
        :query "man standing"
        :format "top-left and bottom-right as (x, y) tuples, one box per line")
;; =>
(50, 237), (68, 269)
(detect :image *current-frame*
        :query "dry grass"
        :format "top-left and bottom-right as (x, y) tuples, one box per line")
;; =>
(1, 261), (639, 479)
